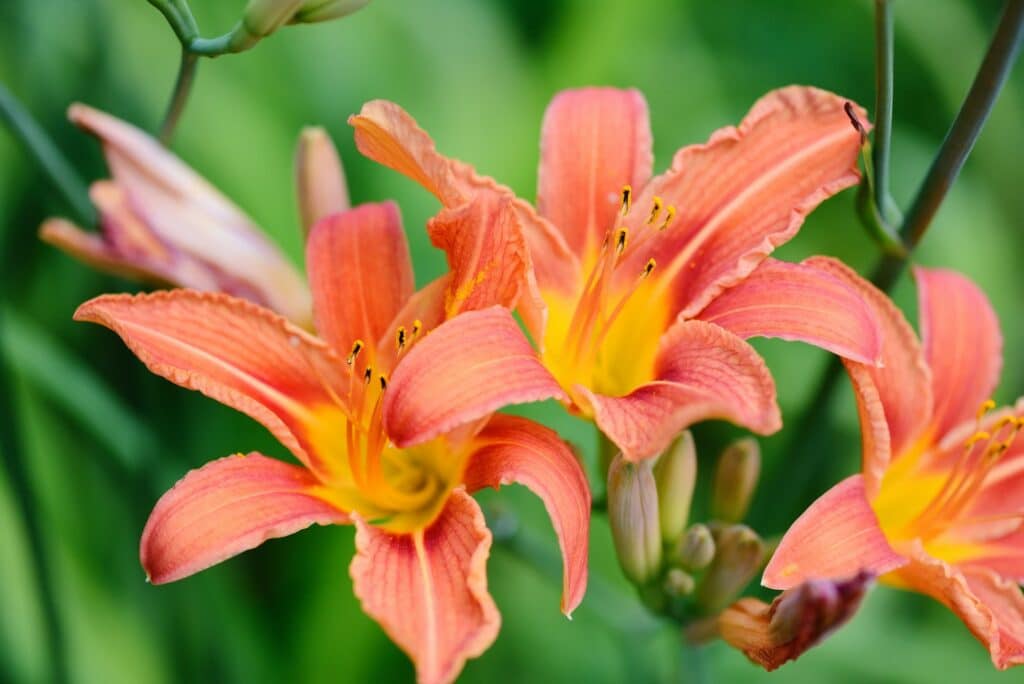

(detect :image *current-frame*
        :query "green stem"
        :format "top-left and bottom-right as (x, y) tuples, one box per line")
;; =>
(0, 82), (93, 223)
(899, 0), (1024, 249)
(872, 0), (896, 221)
(158, 50), (199, 144)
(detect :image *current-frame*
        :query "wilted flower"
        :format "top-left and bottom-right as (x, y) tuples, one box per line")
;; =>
(76, 197), (590, 684)
(765, 265), (1024, 670)
(347, 87), (883, 463)
(41, 105), (319, 327)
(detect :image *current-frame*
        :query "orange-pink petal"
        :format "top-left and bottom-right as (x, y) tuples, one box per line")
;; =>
(350, 489), (500, 684)
(915, 267), (1003, 439)
(74, 291), (350, 480)
(576, 320), (780, 462)
(384, 307), (566, 448)
(889, 543), (1024, 670)
(622, 87), (866, 320)
(806, 257), (932, 495)
(763, 475), (906, 590)
(536, 87), (653, 261)
(463, 414), (590, 616)
(295, 126), (351, 237)
(141, 453), (349, 584)
(697, 257), (882, 364)
(426, 193), (527, 318)
(305, 202), (415, 359)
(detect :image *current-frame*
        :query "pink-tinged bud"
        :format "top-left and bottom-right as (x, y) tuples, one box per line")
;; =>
(719, 572), (872, 671)
(677, 523), (715, 571)
(711, 437), (761, 522)
(295, 127), (350, 237)
(654, 430), (696, 546)
(42, 104), (312, 327)
(292, 0), (371, 23)
(242, 0), (305, 38)
(607, 454), (662, 585)
(697, 524), (764, 613)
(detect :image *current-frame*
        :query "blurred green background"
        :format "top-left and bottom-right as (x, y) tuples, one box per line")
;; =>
(1, 1), (1023, 681)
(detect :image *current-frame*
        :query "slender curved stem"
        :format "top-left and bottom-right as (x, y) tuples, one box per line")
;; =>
(872, 0), (895, 221)
(158, 50), (199, 144)
(0, 83), (93, 223)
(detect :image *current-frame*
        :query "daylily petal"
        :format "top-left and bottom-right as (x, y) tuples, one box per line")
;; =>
(349, 99), (577, 308)
(69, 103), (312, 325)
(915, 267), (1003, 439)
(141, 453), (348, 584)
(719, 572), (872, 671)
(426, 193), (527, 318)
(576, 320), (780, 462)
(40, 217), (177, 286)
(463, 414), (590, 616)
(536, 87), (653, 261)
(384, 307), (566, 447)
(305, 202), (415, 359)
(806, 257), (932, 495)
(889, 543), (1024, 670)
(697, 257), (882, 364)
(295, 126), (351, 237)
(74, 290), (350, 480)
(763, 475), (906, 590)
(350, 489), (500, 684)
(623, 87), (865, 320)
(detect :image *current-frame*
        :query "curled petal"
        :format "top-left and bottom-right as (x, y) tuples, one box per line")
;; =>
(578, 320), (780, 462)
(384, 307), (566, 447)
(537, 87), (653, 260)
(719, 572), (872, 671)
(74, 291), (350, 481)
(142, 453), (349, 584)
(295, 126), (350, 237)
(463, 414), (590, 615)
(306, 202), (415, 359)
(69, 103), (312, 324)
(763, 475), (906, 590)
(351, 489), (500, 684)
(890, 543), (1024, 670)
(427, 193), (527, 318)
(697, 257), (882, 365)
(622, 87), (866, 319)
(915, 267), (1003, 439)
(806, 257), (932, 495)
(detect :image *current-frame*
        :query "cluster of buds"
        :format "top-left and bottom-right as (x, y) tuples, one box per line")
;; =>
(233, 0), (370, 52)
(607, 432), (765, 616)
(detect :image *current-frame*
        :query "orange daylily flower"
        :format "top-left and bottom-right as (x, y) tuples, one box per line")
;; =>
(348, 86), (883, 461)
(765, 264), (1024, 669)
(41, 105), (334, 326)
(76, 199), (590, 684)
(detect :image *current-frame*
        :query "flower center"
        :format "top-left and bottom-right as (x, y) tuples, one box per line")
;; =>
(542, 186), (675, 399)
(874, 400), (1023, 550)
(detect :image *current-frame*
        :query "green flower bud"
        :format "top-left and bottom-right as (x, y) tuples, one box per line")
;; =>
(607, 454), (662, 585)
(292, 0), (371, 23)
(663, 568), (696, 597)
(654, 430), (696, 546)
(711, 437), (761, 522)
(697, 524), (764, 613)
(677, 523), (716, 571)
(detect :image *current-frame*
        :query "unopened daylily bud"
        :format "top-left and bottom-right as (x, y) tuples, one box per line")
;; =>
(607, 454), (662, 585)
(711, 437), (761, 522)
(654, 430), (696, 545)
(241, 0), (305, 41)
(697, 524), (764, 613)
(295, 127), (350, 237)
(663, 568), (695, 597)
(292, 0), (371, 23)
(677, 523), (716, 571)
(719, 572), (872, 671)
